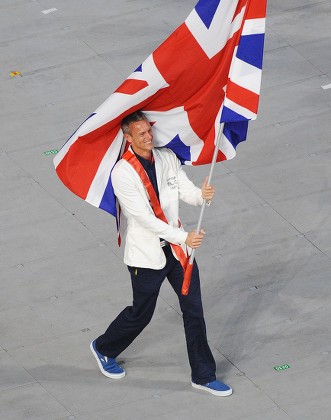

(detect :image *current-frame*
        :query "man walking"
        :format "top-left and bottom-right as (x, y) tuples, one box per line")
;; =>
(90, 111), (232, 397)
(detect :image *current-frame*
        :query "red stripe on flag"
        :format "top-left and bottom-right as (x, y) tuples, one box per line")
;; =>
(233, 0), (250, 22)
(153, 23), (236, 140)
(194, 131), (227, 165)
(115, 79), (149, 95)
(226, 81), (259, 114)
(56, 125), (120, 199)
(246, 0), (267, 20)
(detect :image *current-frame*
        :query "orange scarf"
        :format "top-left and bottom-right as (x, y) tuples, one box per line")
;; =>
(122, 149), (192, 294)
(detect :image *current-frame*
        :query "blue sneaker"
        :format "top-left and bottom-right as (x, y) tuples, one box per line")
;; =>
(192, 380), (232, 396)
(90, 340), (125, 379)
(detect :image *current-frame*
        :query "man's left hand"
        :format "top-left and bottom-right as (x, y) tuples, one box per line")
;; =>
(201, 176), (215, 202)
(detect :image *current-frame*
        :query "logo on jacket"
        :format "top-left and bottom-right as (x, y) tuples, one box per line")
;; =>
(167, 176), (178, 190)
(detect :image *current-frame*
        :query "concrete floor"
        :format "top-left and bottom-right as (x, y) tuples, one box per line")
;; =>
(1, 0), (331, 419)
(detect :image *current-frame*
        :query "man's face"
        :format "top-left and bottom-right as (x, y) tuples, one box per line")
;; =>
(124, 119), (154, 158)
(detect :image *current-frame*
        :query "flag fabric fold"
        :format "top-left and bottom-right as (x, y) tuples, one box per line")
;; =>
(54, 0), (267, 217)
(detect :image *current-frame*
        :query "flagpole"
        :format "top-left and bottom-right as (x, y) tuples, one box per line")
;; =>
(181, 123), (224, 295)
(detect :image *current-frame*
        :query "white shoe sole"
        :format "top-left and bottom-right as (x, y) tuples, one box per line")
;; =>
(90, 342), (126, 379)
(192, 382), (233, 397)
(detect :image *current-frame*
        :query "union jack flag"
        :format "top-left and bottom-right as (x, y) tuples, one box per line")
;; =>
(54, 0), (267, 217)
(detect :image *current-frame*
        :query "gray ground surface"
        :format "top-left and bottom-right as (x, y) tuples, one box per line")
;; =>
(1, 1), (331, 419)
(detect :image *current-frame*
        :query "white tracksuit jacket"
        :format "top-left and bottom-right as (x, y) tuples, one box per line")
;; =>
(111, 147), (204, 269)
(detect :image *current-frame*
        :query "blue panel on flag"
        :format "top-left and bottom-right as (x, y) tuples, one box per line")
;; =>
(135, 64), (143, 72)
(195, 0), (220, 29)
(221, 106), (249, 123)
(224, 121), (249, 149)
(165, 134), (191, 164)
(99, 176), (117, 217)
(237, 34), (265, 70)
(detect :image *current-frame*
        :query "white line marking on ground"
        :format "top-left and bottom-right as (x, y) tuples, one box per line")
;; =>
(41, 8), (58, 14)
(321, 83), (331, 90)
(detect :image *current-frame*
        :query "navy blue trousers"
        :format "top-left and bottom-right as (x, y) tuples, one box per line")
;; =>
(95, 245), (216, 385)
